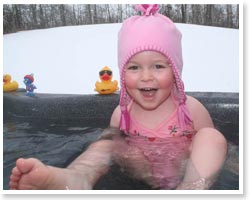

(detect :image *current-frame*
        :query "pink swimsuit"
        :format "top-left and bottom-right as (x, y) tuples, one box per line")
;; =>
(120, 102), (196, 189)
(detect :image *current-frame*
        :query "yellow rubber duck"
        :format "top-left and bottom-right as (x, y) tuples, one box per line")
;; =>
(3, 74), (19, 92)
(95, 66), (119, 95)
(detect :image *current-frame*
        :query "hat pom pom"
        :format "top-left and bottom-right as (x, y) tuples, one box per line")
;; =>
(134, 4), (160, 16)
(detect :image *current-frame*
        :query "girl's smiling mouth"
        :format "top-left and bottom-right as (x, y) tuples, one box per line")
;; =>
(139, 87), (158, 98)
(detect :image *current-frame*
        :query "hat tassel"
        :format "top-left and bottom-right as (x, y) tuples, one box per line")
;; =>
(178, 102), (193, 131)
(119, 107), (130, 133)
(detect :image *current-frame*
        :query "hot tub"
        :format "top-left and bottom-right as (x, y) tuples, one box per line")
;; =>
(3, 90), (239, 190)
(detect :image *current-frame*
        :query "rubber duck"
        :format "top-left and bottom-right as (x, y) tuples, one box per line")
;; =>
(23, 73), (37, 97)
(95, 66), (119, 95)
(3, 74), (19, 92)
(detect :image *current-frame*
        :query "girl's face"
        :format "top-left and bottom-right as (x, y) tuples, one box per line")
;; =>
(125, 51), (174, 111)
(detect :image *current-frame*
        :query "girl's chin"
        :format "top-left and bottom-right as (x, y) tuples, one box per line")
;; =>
(135, 101), (160, 111)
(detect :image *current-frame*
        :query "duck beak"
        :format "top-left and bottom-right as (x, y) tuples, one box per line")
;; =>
(101, 73), (110, 80)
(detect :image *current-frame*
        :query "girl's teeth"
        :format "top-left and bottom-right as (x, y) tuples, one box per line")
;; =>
(139, 88), (157, 97)
(140, 88), (156, 91)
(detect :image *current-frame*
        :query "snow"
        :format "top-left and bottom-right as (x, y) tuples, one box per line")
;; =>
(3, 23), (239, 94)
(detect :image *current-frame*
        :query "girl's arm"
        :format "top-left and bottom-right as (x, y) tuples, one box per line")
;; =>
(178, 96), (227, 190)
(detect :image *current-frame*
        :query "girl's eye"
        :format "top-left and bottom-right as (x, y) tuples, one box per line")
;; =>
(154, 64), (166, 69)
(127, 65), (139, 70)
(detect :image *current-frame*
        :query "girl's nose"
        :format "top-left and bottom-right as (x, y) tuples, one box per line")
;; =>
(141, 69), (153, 82)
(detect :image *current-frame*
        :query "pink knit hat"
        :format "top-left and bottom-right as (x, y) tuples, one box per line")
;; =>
(118, 4), (192, 132)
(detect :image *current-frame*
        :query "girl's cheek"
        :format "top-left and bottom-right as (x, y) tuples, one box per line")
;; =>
(159, 77), (174, 89)
(125, 74), (138, 88)
(125, 79), (136, 89)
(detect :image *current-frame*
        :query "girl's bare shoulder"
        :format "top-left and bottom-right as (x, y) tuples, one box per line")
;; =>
(186, 95), (204, 109)
(186, 95), (214, 130)
(110, 105), (121, 128)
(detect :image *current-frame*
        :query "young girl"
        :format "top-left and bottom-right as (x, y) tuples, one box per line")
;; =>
(9, 4), (227, 190)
